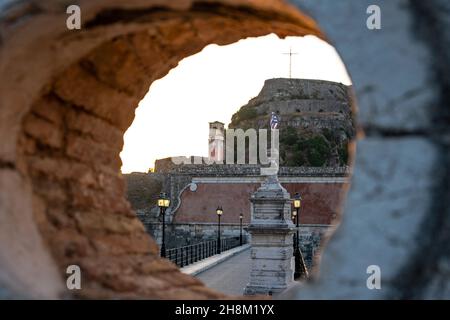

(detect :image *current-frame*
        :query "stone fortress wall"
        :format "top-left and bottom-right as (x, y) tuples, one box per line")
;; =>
(228, 78), (355, 168)
(156, 160), (349, 176)
(2, 0), (448, 300)
(126, 160), (349, 267)
(246, 78), (353, 115)
(128, 160), (350, 224)
(125, 75), (355, 284)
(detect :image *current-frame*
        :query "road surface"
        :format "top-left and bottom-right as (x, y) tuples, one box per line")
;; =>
(196, 247), (251, 296)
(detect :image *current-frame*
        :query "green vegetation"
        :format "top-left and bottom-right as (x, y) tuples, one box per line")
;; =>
(293, 135), (331, 167)
(303, 135), (331, 166)
(338, 143), (349, 165)
(229, 114), (352, 167)
(230, 107), (258, 125)
(279, 126), (333, 167)
(280, 126), (298, 145)
(228, 122), (349, 167)
(290, 149), (307, 166)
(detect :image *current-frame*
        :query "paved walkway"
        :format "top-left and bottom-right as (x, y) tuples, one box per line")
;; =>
(196, 247), (251, 296)
(181, 244), (250, 276)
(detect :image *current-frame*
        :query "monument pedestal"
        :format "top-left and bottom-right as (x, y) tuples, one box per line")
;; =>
(244, 175), (295, 296)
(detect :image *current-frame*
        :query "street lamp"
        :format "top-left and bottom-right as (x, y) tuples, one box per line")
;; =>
(239, 213), (243, 246)
(216, 206), (223, 254)
(293, 192), (308, 280)
(292, 209), (297, 251)
(157, 192), (170, 258)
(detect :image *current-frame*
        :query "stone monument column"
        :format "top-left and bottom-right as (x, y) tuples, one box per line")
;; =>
(244, 174), (295, 296)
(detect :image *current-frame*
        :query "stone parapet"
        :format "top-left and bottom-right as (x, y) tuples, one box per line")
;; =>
(155, 162), (350, 177)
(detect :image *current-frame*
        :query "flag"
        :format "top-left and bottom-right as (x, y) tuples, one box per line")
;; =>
(270, 112), (280, 129)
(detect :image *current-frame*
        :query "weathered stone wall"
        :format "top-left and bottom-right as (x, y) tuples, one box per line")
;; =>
(156, 161), (349, 176)
(282, 0), (450, 299)
(1, 0), (449, 300)
(229, 78), (355, 166)
(1, 0), (320, 299)
(125, 164), (349, 225)
(242, 78), (352, 116)
(174, 181), (347, 224)
(124, 172), (167, 224)
(297, 225), (334, 270)
(125, 172), (164, 212)
(145, 222), (249, 248)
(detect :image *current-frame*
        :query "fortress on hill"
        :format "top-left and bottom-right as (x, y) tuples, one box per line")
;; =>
(125, 78), (355, 268)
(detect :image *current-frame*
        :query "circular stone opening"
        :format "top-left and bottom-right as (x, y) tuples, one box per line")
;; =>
(1, 1), (355, 299)
(121, 33), (355, 295)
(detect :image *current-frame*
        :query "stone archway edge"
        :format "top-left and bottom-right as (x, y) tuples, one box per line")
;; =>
(1, 0), (449, 299)
(0, 0), (322, 299)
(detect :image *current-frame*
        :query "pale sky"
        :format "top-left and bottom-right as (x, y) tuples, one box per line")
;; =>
(120, 34), (352, 173)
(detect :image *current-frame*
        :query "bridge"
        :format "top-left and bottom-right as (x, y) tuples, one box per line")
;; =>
(191, 246), (251, 296)
(169, 224), (310, 296)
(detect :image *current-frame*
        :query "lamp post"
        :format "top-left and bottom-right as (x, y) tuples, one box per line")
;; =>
(293, 192), (308, 280)
(239, 213), (243, 246)
(157, 192), (170, 258)
(292, 209), (297, 252)
(216, 206), (223, 254)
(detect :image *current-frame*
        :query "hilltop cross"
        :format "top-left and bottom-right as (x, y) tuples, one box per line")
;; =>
(282, 47), (299, 78)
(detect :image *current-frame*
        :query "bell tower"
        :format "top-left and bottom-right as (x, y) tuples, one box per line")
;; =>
(209, 121), (225, 162)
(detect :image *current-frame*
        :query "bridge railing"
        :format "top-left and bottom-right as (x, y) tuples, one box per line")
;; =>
(165, 236), (246, 268)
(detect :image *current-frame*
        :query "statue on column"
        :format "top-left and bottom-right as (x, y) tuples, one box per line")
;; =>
(244, 112), (296, 296)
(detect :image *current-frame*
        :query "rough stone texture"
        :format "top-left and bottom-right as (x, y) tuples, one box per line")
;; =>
(175, 182), (345, 224)
(1, 0), (449, 299)
(124, 172), (164, 215)
(127, 162), (349, 224)
(0, 169), (64, 298)
(124, 164), (349, 242)
(285, 138), (439, 298)
(229, 78), (355, 166)
(296, 0), (434, 132)
(281, 0), (450, 299)
(0, 0), (320, 299)
(156, 160), (350, 176)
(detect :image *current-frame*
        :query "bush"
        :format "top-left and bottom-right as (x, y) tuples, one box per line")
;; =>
(281, 126), (298, 145)
(322, 128), (333, 142)
(292, 149), (307, 166)
(307, 149), (325, 166)
(306, 135), (330, 166)
(233, 107), (258, 123)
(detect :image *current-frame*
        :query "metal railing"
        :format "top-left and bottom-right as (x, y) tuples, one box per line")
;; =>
(165, 236), (245, 268)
